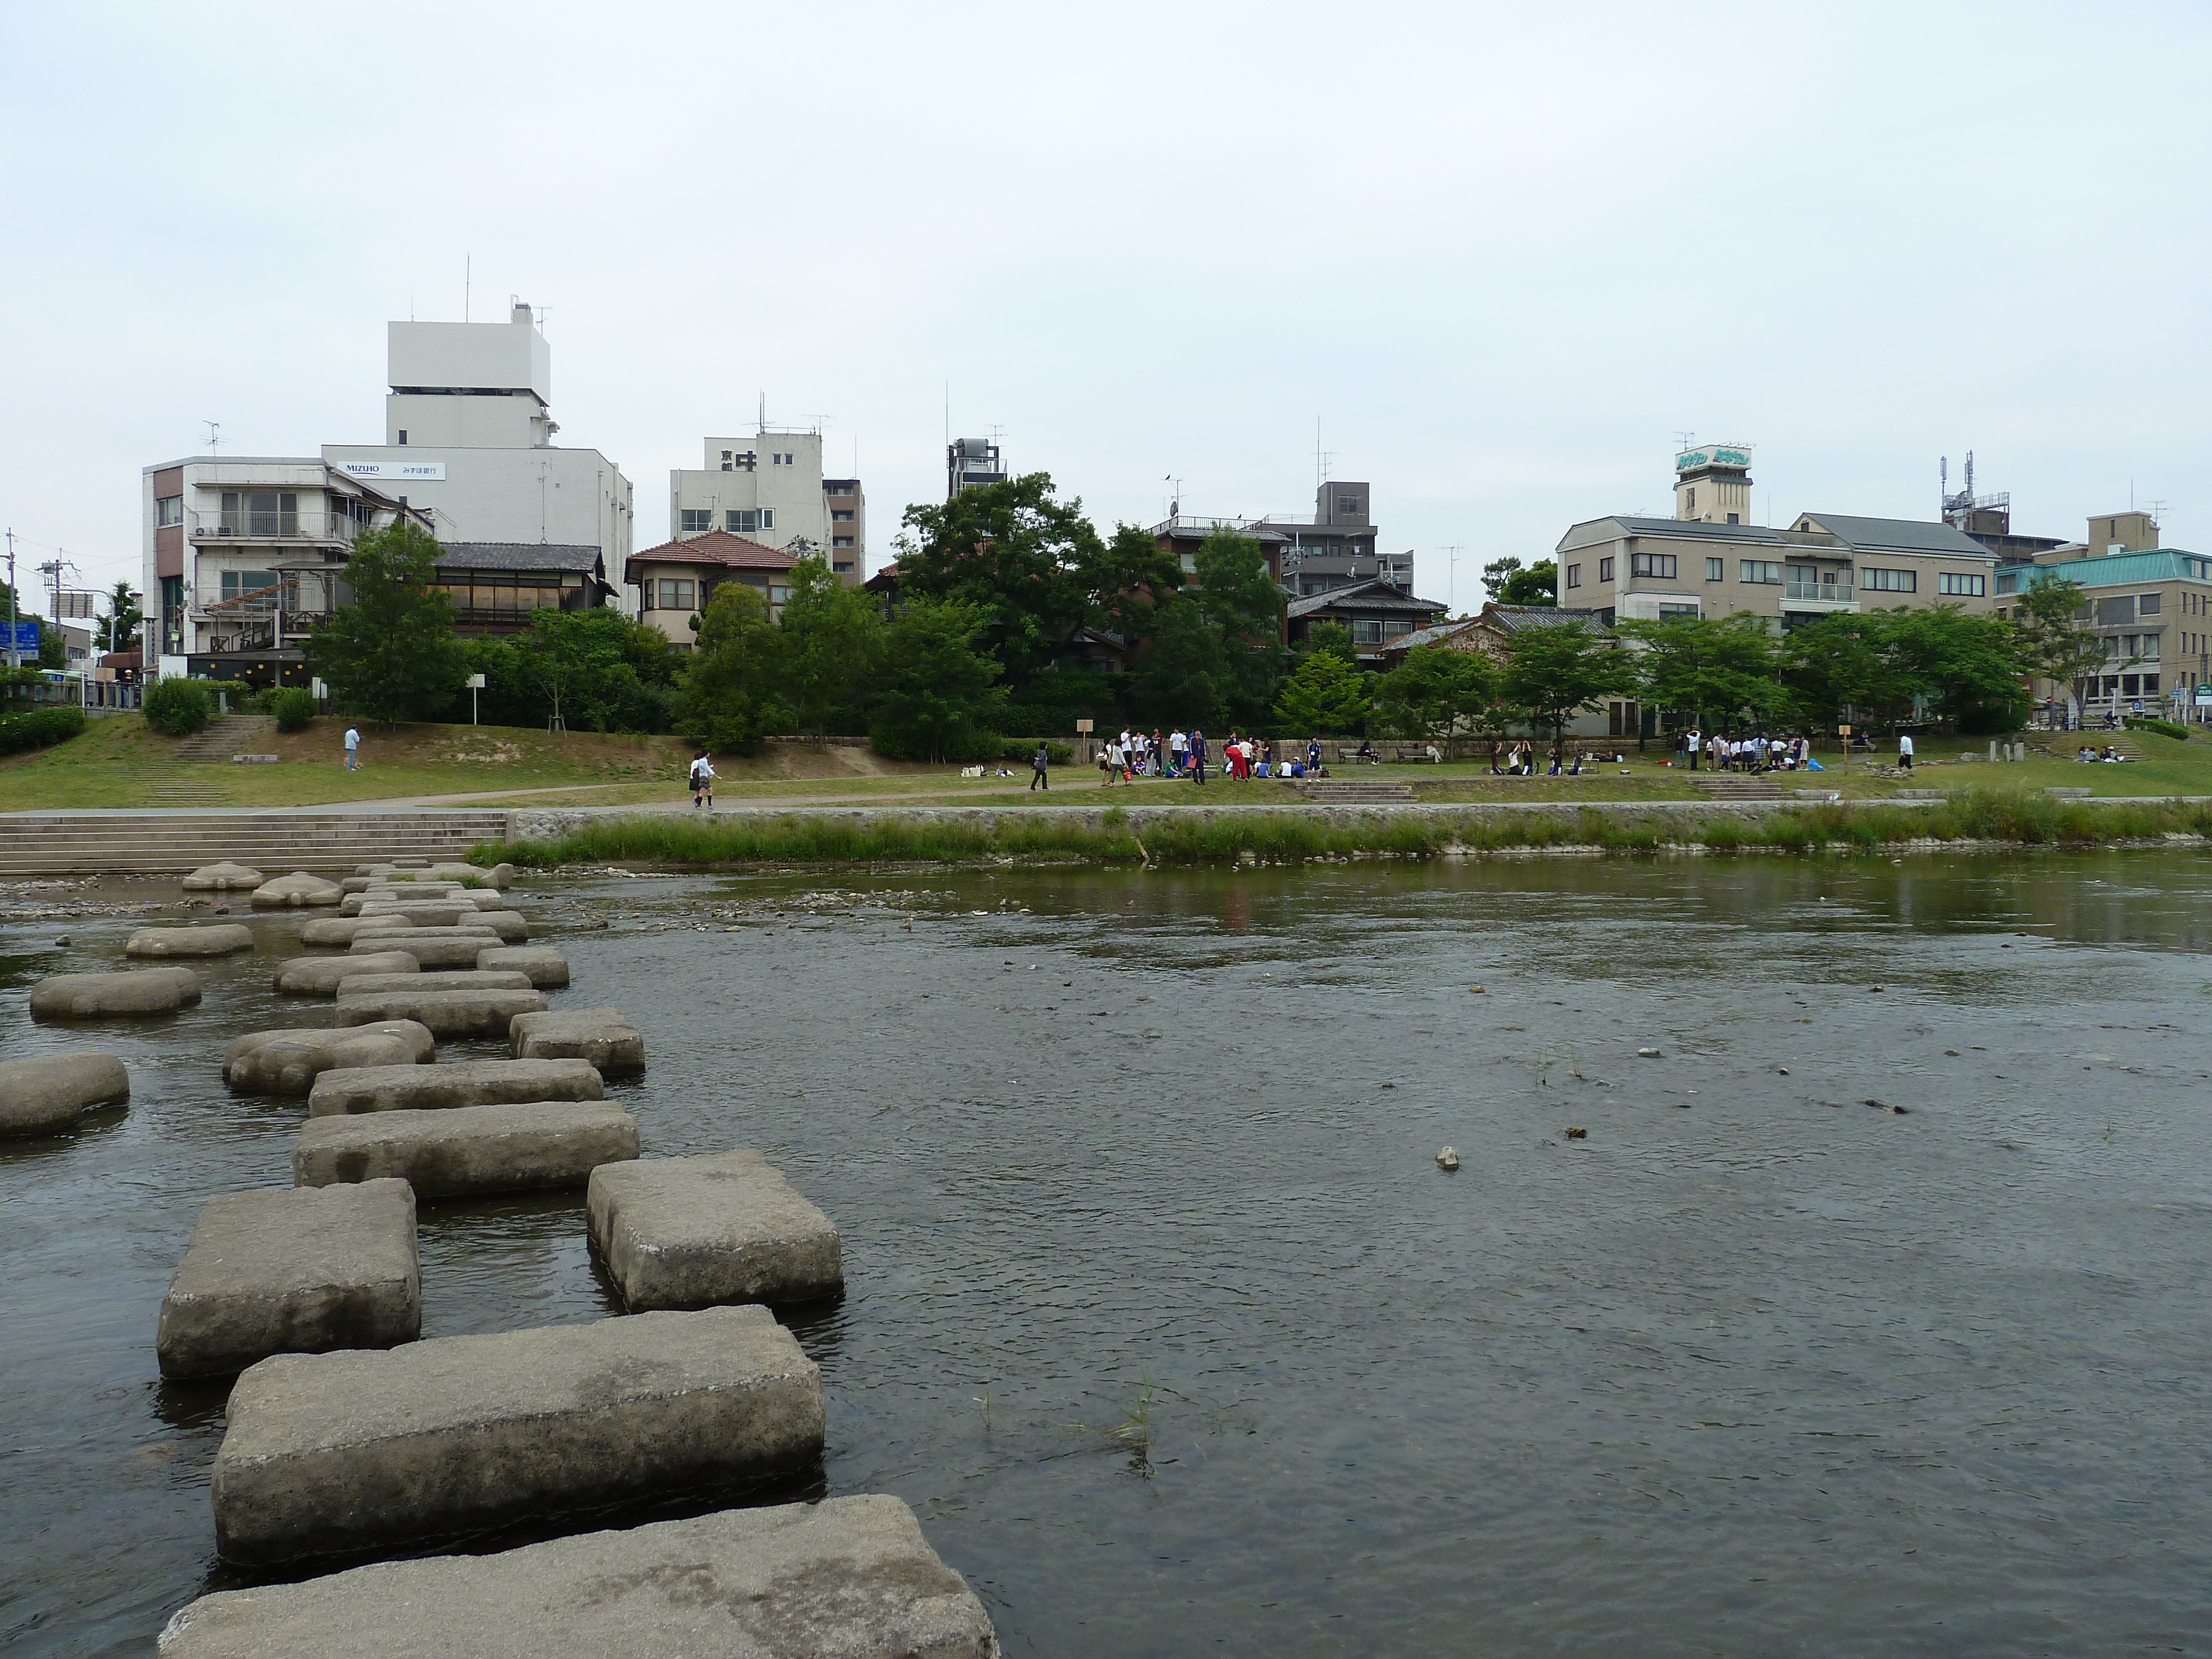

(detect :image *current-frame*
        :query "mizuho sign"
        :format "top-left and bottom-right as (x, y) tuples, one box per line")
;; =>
(338, 461), (447, 481)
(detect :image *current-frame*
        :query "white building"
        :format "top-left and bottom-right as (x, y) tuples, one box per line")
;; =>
(667, 428), (864, 586)
(323, 304), (634, 571)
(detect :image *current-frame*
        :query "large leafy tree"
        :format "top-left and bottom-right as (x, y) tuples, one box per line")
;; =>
(1125, 593), (1230, 729)
(2011, 578), (2113, 718)
(1301, 621), (1359, 664)
(509, 608), (659, 733)
(1883, 604), (2030, 732)
(1782, 612), (1914, 727)
(1274, 646), (1374, 735)
(1482, 556), (1559, 606)
(98, 581), (141, 654)
(777, 555), (883, 738)
(673, 582), (785, 754)
(1085, 522), (1186, 645)
(869, 599), (1007, 763)
(306, 521), (465, 722)
(1619, 612), (1790, 731)
(1500, 622), (1631, 748)
(893, 474), (1100, 690)
(1375, 644), (1498, 740)
(1187, 529), (1287, 725)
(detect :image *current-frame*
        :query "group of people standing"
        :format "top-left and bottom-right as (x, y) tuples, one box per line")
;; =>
(1488, 741), (1605, 776)
(1094, 728), (1328, 785)
(1676, 731), (1825, 773)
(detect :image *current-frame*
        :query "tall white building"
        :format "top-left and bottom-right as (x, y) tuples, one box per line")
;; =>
(668, 427), (864, 586)
(323, 304), (634, 568)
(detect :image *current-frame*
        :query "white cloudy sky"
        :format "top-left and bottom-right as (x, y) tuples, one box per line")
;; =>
(2, 1), (2206, 615)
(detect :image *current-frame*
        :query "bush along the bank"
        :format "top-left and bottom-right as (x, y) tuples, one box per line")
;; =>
(1000, 738), (1075, 766)
(2126, 716), (2192, 742)
(0, 704), (87, 755)
(269, 687), (316, 733)
(475, 786), (2212, 871)
(143, 677), (214, 735)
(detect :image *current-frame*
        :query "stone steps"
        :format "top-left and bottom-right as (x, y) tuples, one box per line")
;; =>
(171, 714), (274, 763)
(1297, 781), (1418, 804)
(1691, 774), (1788, 801)
(0, 811), (512, 875)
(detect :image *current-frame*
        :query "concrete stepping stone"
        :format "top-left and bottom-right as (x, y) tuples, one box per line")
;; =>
(155, 1180), (419, 1381)
(589, 1151), (842, 1311)
(354, 901), (477, 927)
(426, 860), (506, 886)
(159, 1494), (997, 1658)
(475, 945), (569, 988)
(341, 886), (466, 916)
(0, 1052), (131, 1138)
(308, 1056), (605, 1117)
(30, 967), (202, 1020)
(181, 860), (266, 891)
(301, 915), (417, 946)
(210, 1305), (824, 1564)
(511, 1008), (643, 1075)
(336, 968), (533, 998)
(273, 951), (420, 997)
(225, 1022), (436, 1094)
(251, 872), (344, 909)
(462, 889), (514, 911)
(126, 924), (255, 958)
(294, 1101), (639, 1196)
(336, 986), (548, 1038)
(348, 930), (501, 969)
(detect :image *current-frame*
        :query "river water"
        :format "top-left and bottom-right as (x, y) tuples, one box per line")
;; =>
(4, 854), (2210, 1656)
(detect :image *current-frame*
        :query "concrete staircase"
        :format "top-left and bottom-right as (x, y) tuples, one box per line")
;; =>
(1295, 779), (1418, 805)
(1691, 773), (1788, 802)
(137, 716), (278, 805)
(0, 810), (513, 877)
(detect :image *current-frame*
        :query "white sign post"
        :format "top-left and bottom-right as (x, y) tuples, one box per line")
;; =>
(466, 672), (487, 726)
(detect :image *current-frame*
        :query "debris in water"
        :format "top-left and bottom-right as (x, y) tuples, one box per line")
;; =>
(1436, 1147), (1460, 1171)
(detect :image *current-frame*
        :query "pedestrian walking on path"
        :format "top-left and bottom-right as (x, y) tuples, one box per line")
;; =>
(343, 726), (361, 771)
(688, 749), (716, 808)
(1898, 732), (1915, 772)
(1030, 742), (1050, 791)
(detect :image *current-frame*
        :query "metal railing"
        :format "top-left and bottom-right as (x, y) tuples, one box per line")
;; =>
(188, 509), (369, 543)
(1783, 580), (1857, 603)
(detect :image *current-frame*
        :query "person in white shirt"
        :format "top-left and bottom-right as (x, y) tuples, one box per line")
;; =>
(1898, 732), (1915, 771)
(1170, 729), (1187, 776)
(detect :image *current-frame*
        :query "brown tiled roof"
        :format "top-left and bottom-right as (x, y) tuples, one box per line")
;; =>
(625, 531), (799, 586)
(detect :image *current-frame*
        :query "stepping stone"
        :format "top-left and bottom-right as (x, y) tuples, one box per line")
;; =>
(159, 1494), (997, 1658)
(225, 1021), (436, 1094)
(341, 886), (466, 915)
(339, 876), (372, 894)
(588, 1151), (842, 1311)
(273, 951), (420, 997)
(251, 872), (344, 909)
(460, 909), (529, 943)
(294, 1101), (639, 1196)
(335, 986), (548, 1038)
(425, 861), (498, 885)
(126, 923), (254, 957)
(210, 1305), (823, 1564)
(348, 930), (500, 969)
(155, 1180), (419, 1380)
(181, 860), (265, 892)
(0, 1052), (130, 1138)
(512, 1008), (644, 1075)
(30, 967), (201, 1021)
(307, 1056), (606, 1117)
(476, 945), (569, 988)
(354, 901), (476, 927)
(301, 915), (418, 946)
(336, 968), (533, 998)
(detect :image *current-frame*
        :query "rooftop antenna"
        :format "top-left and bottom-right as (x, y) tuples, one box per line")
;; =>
(1673, 430), (1696, 451)
(2147, 498), (2168, 534)
(1940, 455), (1948, 513)
(465, 255), (471, 322)
(202, 420), (221, 453)
(1444, 543), (1463, 615)
(759, 392), (766, 433)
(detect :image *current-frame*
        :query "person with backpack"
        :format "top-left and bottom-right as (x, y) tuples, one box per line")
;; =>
(688, 749), (716, 808)
(1029, 740), (1050, 791)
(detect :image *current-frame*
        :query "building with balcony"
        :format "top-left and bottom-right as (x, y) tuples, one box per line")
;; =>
(1554, 447), (1998, 631)
(669, 429), (865, 585)
(140, 456), (429, 686)
(1996, 535), (2212, 723)
(946, 437), (1005, 499)
(626, 530), (805, 647)
(1257, 481), (1415, 598)
(430, 544), (615, 635)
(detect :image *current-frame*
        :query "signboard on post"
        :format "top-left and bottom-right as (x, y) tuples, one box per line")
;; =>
(4, 620), (39, 654)
(335, 460), (447, 481)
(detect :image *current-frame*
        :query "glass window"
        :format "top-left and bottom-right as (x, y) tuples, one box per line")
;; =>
(1337, 493), (1359, 515)
(726, 510), (758, 534)
(1598, 556), (1615, 581)
(1705, 557), (1724, 581)
(1938, 572), (1986, 597)
(1630, 552), (1676, 578)
(1860, 567), (1915, 592)
(155, 495), (184, 528)
(2138, 592), (2162, 615)
(1565, 564), (1581, 588)
(1383, 620), (1414, 640)
(2095, 594), (2136, 626)
(769, 585), (792, 604)
(833, 561), (855, 574)
(219, 570), (279, 603)
(759, 508), (775, 530)
(2145, 674), (2161, 694)
(831, 509), (855, 522)
(832, 535), (855, 547)
(1741, 561), (1783, 585)
(1657, 603), (1699, 619)
(658, 578), (695, 611)
(680, 509), (712, 533)
(220, 491), (299, 536)
(2121, 675), (2140, 696)
(1350, 619), (1384, 644)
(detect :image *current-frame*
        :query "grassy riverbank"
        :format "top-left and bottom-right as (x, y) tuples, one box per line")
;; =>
(477, 787), (2212, 869)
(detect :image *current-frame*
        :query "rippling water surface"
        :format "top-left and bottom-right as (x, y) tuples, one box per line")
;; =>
(4, 853), (2211, 1656)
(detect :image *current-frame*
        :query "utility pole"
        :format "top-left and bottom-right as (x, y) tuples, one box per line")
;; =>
(4, 527), (18, 669)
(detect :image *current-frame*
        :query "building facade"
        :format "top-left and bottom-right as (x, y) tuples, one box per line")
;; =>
(947, 437), (1005, 498)
(669, 430), (864, 585)
(2000, 544), (2212, 723)
(627, 530), (804, 646)
(1285, 577), (1448, 663)
(1258, 481), (1414, 597)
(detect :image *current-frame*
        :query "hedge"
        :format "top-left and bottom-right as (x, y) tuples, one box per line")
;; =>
(0, 705), (88, 756)
(144, 677), (215, 735)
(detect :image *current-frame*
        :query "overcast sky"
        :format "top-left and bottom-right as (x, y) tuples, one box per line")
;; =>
(2, 2), (2206, 617)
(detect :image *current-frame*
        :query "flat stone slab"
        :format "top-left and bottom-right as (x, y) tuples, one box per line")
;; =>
(274, 951), (420, 997)
(0, 1052), (131, 1138)
(475, 945), (569, 988)
(347, 930), (500, 969)
(589, 1151), (843, 1311)
(337, 969), (533, 998)
(210, 1305), (823, 1563)
(341, 888), (466, 916)
(156, 1180), (419, 1381)
(251, 872), (343, 909)
(354, 901), (476, 927)
(181, 861), (266, 891)
(294, 1101), (639, 1196)
(512, 1008), (644, 1075)
(307, 1057), (606, 1117)
(30, 967), (202, 1021)
(301, 915), (419, 946)
(226, 1022), (437, 1095)
(463, 889), (513, 911)
(335, 987), (549, 1037)
(159, 1494), (996, 1658)
(128, 924), (255, 957)
(462, 909), (528, 943)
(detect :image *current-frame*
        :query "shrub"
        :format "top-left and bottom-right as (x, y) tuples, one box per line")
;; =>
(1000, 738), (1075, 766)
(144, 677), (215, 735)
(270, 687), (316, 733)
(0, 705), (87, 756)
(2125, 716), (2192, 742)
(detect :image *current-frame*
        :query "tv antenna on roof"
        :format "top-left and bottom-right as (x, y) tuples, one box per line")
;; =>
(1674, 430), (1696, 451)
(202, 420), (221, 453)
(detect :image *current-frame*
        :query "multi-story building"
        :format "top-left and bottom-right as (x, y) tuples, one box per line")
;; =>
(1259, 481), (1415, 598)
(322, 304), (634, 573)
(668, 429), (864, 584)
(139, 456), (429, 685)
(946, 437), (1005, 499)
(627, 530), (804, 646)
(1555, 446), (1997, 629)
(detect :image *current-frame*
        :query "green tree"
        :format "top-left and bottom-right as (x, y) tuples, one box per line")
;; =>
(2011, 577), (2112, 720)
(893, 474), (1100, 690)
(305, 521), (465, 723)
(1300, 621), (1359, 664)
(98, 581), (141, 654)
(1500, 622), (1631, 748)
(1618, 612), (1790, 732)
(869, 599), (1007, 763)
(1084, 522), (1186, 645)
(1884, 604), (2030, 732)
(1125, 593), (1229, 729)
(1375, 644), (1498, 740)
(510, 608), (653, 732)
(1274, 646), (1374, 735)
(673, 582), (785, 754)
(777, 555), (883, 738)
(1187, 529), (1287, 725)
(1482, 557), (1559, 606)
(1782, 612), (1914, 728)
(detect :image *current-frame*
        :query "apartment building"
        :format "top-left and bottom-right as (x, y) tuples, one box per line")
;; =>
(627, 530), (803, 646)
(1259, 481), (1415, 598)
(669, 430), (865, 584)
(1556, 446), (1997, 629)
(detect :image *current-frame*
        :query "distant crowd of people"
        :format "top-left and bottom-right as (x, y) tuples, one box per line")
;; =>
(1673, 731), (1834, 773)
(1486, 741), (1625, 776)
(1092, 728), (1340, 785)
